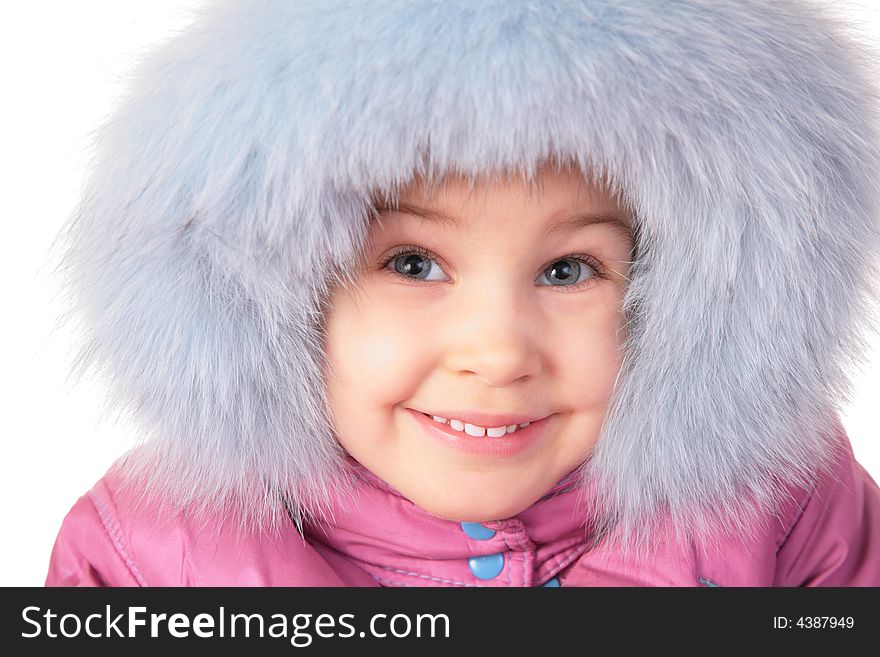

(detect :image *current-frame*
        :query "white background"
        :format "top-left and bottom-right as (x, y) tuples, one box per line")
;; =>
(2, 1), (880, 586)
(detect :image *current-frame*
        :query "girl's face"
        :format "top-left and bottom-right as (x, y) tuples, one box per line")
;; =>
(323, 165), (633, 522)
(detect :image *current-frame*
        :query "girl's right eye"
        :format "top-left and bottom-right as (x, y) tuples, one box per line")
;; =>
(379, 245), (449, 282)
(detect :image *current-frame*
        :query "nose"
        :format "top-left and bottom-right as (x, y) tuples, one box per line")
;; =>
(441, 286), (542, 387)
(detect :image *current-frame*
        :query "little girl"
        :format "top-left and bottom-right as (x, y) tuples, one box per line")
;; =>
(47, 0), (880, 586)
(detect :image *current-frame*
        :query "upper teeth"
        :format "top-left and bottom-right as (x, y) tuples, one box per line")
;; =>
(430, 415), (531, 437)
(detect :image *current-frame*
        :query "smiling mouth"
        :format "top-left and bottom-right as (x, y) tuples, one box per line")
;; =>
(406, 408), (555, 458)
(419, 412), (533, 437)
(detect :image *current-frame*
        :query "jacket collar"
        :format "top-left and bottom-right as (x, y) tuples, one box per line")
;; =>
(303, 456), (594, 586)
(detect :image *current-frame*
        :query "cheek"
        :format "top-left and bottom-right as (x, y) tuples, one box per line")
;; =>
(556, 307), (625, 406)
(323, 287), (423, 414)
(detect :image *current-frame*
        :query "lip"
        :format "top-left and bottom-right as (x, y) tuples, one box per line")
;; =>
(405, 408), (556, 458)
(414, 409), (549, 427)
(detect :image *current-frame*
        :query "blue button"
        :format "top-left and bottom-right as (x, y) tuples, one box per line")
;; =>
(542, 577), (561, 587)
(460, 522), (496, 540)
(468, 553), (505, 579)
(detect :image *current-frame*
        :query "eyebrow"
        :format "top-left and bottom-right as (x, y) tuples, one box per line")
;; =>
(374, 201), (632, 240)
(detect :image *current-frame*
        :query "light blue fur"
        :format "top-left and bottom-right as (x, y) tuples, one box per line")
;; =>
(50, 0), (880, 559)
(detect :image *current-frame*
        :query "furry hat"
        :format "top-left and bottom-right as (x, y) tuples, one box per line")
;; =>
(52, 0), (880, 556)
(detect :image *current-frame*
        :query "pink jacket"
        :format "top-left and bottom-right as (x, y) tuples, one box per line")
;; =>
(46, 424), (880, 587)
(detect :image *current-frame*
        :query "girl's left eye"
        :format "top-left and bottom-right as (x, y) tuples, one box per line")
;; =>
(378, 245), (606, 290)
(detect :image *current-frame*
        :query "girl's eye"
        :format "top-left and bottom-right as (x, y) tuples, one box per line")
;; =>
(379, 245), (606, 289)
(383, 246), (449, 282)
(537, 257), (603, 288)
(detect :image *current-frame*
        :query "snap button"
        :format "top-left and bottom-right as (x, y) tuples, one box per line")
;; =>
(468, 553), (505, 579)
(542, 577), (561, 587)
(459, 521), (496, 540)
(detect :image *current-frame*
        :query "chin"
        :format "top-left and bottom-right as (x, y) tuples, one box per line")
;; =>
(415, 495), (532, 524)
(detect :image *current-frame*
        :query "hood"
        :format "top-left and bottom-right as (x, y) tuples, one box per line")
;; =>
(51, 0), (880, 557)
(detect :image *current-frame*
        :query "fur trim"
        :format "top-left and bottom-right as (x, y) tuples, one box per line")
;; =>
(51, 0), (880, 556)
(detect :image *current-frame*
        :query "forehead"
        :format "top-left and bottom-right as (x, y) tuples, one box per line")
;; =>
(370, 166), (634, 240)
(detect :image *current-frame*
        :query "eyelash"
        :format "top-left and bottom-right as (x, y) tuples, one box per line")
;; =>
(377, 244), (608, 291)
